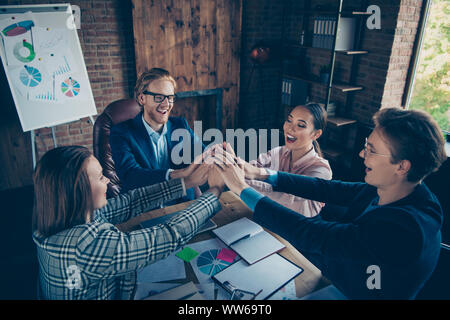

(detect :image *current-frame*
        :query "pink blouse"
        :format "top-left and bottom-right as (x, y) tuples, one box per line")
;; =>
(247, 146), (332, 217)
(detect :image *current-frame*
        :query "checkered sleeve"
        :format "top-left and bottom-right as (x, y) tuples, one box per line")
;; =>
(93, 178), (186, 225)
(75, 191), (221, 279)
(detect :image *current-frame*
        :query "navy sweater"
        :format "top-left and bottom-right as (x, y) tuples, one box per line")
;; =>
(252, 172), (443, 299)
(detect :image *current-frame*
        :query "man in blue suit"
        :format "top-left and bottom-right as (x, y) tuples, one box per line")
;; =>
(110, 68), (205, 200)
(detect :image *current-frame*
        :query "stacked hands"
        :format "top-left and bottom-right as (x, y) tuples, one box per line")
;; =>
(173, 142), (271, 196)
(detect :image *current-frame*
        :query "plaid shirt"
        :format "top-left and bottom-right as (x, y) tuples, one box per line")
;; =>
(33, 179), (221, 300)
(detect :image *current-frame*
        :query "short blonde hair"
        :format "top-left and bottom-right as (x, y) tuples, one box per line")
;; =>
(134, 68), (177, 106)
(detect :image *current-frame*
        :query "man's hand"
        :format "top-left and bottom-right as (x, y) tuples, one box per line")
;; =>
(169, 148), (213, 180)
(184, 162), (209, 190)
(210, 150), (249, 196)
(208, 165), (225, 193)
(209, 143), (268, 181)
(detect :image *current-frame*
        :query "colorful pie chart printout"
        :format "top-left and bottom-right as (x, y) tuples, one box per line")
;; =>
(2, 20), (34, 37)
(0, 13), (36, 67)
(186, 238), (240, 284)
(13, 39), (35, 63)
(19, 65), (41, 87)
(197, 249), (233, 277)
(61, 77), (80, 97)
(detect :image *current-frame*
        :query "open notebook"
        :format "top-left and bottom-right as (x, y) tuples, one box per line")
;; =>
(212, 217), (285, 264)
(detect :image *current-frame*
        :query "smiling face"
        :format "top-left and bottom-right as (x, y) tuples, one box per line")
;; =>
(359, 128), (406, 188)
(138, 79), (175, 132)
(85, 156), (109, 217)
(283, 106), (322, 153)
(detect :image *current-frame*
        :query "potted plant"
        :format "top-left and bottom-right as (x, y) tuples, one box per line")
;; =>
(319, 64), (331, 84)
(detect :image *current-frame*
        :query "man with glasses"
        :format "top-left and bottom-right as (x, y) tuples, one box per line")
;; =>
(110, 68), (205, 199)
(210, 108), (446, 299)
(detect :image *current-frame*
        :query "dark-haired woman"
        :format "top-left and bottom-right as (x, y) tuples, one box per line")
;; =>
(32, 146), (222, 300)
(241, 103), (332, 217)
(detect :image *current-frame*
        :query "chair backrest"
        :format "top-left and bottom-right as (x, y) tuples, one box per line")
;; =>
(93, 98), (141, 198)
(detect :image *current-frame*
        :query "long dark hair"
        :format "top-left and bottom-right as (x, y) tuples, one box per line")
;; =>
(32, 146), (94, 238)
(295, 103), (327, 157)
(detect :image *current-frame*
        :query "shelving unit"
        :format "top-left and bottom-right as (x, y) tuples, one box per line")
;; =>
(279, 0), (371, 171)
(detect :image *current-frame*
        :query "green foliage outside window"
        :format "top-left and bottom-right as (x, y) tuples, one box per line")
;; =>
(409, 0), (449, 134)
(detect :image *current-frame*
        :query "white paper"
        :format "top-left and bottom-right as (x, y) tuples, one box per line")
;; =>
(134, 282), (180, 300)
(195, 282), (215, 300)
(268, 279), (298, 300)
(137, 252), (186, 283)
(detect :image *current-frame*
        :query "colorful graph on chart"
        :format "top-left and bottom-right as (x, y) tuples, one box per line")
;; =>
(61, 77), (80, 97)
(196, 249), (232, 277)
(13, 40), (35, 63)
(19, 65), (41, 87)
(52, 55), (71, 76)
(2, 20), (34, 37)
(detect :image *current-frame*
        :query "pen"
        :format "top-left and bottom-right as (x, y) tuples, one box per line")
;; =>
(252, 289), (263, 300)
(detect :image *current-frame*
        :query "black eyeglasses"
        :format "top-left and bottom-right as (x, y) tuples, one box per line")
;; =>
(143, 91), (177, 103)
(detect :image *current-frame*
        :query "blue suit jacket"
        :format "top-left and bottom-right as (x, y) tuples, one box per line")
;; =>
(110, 112), (204, 198)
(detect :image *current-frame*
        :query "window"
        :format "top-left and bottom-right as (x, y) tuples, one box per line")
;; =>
(405, 0), (449, 135)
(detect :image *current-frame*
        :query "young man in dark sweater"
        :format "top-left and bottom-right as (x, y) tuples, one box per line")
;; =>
(211, 108), (447, 299)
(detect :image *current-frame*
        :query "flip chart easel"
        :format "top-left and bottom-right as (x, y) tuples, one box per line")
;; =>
(0, 4), (97, 167)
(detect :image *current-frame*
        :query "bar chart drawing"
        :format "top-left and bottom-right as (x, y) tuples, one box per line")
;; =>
(34, 74), (56, 101)
(53, 55), (71, 76)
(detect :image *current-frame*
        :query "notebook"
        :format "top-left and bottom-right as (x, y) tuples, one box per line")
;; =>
(141, 212), (217, 234)
(213, 253), (303, 300)
(212, 217), (285, 264)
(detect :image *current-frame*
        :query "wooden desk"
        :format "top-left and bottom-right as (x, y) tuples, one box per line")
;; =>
(117, 191), (330, 298)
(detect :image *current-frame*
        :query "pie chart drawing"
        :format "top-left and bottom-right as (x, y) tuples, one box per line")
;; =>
(196, 249), (232, 277)
(61, 77), (80, 97)
(13, 40), (35, 63)
(19, 65), (41, 88)
(2, 20), (34, 37)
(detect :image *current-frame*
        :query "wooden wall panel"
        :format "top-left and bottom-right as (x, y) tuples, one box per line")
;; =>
(132, 0), (242, 130)
(0, 66), (33, 191)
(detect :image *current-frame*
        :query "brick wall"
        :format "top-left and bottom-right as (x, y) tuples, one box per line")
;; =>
(3, 0), (424, 160)
(5, 0), (137, 160)
(380, 0), (423, 109)
(239, 0), (284, 130)
(240, 0), (424, 130)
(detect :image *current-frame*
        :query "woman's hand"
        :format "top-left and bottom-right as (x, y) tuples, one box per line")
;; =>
(210, 150), (249, 196)
(241, 160), (268, 180)
(210, 143), (268, 181)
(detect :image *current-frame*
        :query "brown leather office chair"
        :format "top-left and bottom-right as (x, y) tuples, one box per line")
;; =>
(93, 98), (141, 198)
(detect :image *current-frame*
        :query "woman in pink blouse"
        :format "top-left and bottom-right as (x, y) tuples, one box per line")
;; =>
(245, 103), (332, 217)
